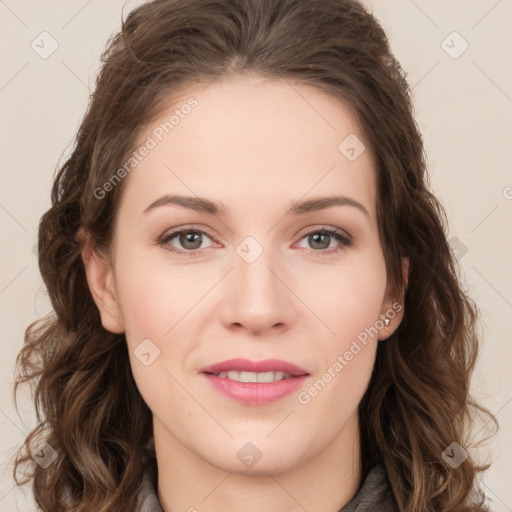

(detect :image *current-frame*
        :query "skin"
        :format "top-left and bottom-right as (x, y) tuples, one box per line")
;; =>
(82, 74), (407, 512)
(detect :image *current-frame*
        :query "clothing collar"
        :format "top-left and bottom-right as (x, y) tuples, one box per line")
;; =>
(136, 461), (397, 511)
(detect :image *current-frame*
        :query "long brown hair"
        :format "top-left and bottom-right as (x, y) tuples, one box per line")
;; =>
(14, 0), (497, 510)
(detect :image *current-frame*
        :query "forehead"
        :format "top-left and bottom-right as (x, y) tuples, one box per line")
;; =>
(118, 75), (377, 221)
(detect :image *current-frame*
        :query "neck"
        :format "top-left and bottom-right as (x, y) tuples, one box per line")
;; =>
(154, 412), (362, 512)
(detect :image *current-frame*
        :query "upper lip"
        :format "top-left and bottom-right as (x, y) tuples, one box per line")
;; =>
(200, 358), (309, 376)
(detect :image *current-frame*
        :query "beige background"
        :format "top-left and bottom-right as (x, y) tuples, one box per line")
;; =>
(1, 1), (511, 510)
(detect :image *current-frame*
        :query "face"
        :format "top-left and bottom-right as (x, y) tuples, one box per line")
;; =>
(83, 75), (405, 476)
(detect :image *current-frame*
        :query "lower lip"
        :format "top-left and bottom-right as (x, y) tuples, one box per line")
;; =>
(202, 373), (309, 405)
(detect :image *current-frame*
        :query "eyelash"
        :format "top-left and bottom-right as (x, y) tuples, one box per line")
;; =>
(158, 226), (352, 257)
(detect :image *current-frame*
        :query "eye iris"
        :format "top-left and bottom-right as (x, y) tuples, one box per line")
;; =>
(180, 231), (202, 250)
(170, 230), (340, 252)
(309, 232), (330, 250)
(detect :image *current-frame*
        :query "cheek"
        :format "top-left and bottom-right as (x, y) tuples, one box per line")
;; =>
(111, 247), (202, 395)
(302, 249), (387, 342)
(114, 258), (190, 420)
(298, 262), (386, 420)
(114, 248), (181, 340)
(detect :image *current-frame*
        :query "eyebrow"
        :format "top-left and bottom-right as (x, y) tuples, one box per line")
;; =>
(142, 194), (370, 218)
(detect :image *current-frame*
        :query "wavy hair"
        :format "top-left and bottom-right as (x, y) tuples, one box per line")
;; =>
(14, 0), (497, 510)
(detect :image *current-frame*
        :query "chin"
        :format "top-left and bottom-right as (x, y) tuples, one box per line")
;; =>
(201, 437), (306, 476)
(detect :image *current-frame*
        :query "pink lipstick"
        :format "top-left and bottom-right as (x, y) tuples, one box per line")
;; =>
(199, 358), (309, 405)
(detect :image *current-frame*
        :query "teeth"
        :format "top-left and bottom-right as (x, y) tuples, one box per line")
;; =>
(257, 371), (283, 383)
(215, 371), (291, 382)
(239, 371), (257, 382)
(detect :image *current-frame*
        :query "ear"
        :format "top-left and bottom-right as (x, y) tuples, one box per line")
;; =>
(377, 256), (409, 341)
(77, 228), (125, 334)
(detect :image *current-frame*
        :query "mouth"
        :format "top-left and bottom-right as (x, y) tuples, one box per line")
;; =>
(210, 370), (294, 383)
(199, 358), (309, 405)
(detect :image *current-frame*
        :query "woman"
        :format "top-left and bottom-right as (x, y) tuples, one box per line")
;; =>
(14, 0), (497, 510)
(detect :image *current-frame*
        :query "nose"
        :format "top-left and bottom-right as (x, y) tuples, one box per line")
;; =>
(219, 243), (296, 335)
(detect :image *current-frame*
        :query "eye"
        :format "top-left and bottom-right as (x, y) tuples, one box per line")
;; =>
(159, 228), (217, 255)
(158, 226), (352, 256)
(295, 228), (352, 255)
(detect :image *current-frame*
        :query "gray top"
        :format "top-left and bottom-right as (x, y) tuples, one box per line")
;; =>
(136, 462), (398, 511)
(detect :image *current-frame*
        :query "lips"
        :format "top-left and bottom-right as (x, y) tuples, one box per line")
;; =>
(199, 358), (309, 376)
(199, 358), (310, 405)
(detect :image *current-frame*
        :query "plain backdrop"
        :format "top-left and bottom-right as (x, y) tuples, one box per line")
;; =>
(1, 1), (511, 510)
